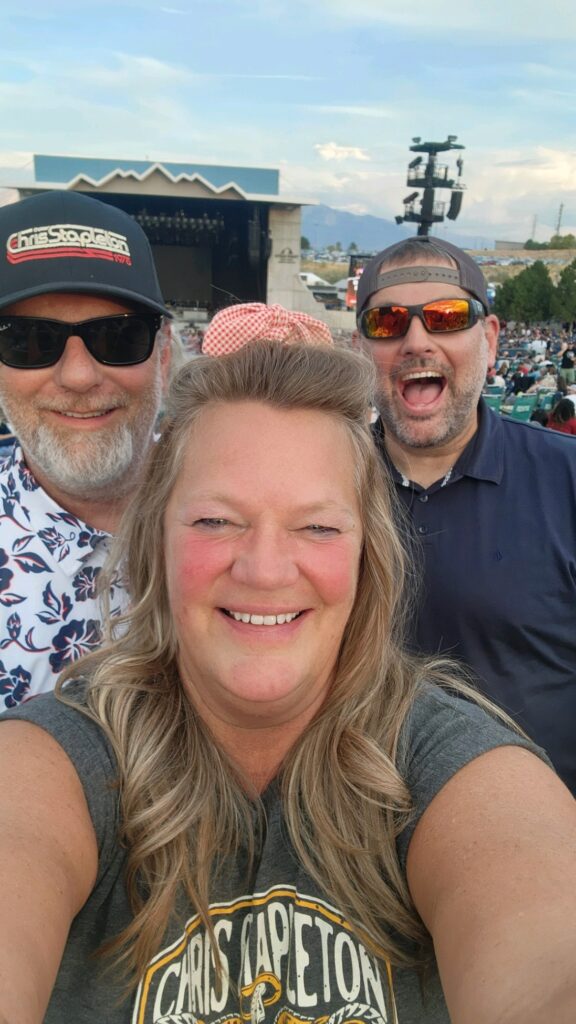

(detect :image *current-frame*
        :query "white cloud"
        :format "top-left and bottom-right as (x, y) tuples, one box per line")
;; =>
(314, 143), (371, 162)
(304, 105), (395, 119)
(218, 74), (320, 80)
(315, 0), (575, 38)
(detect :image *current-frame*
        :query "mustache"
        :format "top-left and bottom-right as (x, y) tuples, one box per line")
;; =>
(38, 398), (130, 414)
(389, 359), (453, 383)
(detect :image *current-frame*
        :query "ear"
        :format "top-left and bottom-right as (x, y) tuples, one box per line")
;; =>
(483, 314), (500, 369)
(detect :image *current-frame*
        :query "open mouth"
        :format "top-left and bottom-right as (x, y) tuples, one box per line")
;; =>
(400, 370), (446, 409)
(221, 609), (305, 626)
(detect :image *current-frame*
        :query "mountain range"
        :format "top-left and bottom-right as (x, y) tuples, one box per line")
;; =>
(301, 204), (493, 252)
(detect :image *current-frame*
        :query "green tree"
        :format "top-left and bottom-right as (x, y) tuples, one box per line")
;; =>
(493, 277), (518, 319)
(515, 261), (554, 320)
(553, 259), (576, 323)
(300, 235), (311, 251)
(549, 233), (576, 250)
(493, 262), (554, 321)
(347, 242), (358, 254)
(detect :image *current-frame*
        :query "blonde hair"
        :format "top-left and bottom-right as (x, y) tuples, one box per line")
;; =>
(59, 341), (486, 985)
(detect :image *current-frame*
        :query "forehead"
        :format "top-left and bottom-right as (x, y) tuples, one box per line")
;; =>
(0, 291), (136, 319)
(173, 401), (359, 506)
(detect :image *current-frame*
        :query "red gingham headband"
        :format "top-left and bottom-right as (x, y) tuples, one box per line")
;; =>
(202, 303), (333, 356)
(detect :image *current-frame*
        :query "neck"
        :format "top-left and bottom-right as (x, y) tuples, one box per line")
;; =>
(187, 689), (327, 794)
(22, 456), (136, 533)
(212, 718), (307, 794)
(383, 418), (479, 489)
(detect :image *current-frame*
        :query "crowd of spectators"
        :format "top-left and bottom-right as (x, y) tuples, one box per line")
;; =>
(484, 320), (576, 430)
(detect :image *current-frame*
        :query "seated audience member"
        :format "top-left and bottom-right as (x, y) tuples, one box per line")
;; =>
(547, 397), (576, 435)
(525, 367), (558, 394)
(1, 342), (575, 1023)
(486, 368), (505, 388)
(529, 408), (549, 427)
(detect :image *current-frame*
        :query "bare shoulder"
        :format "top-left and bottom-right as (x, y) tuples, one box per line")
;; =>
(407, 745), (576, 1023)
(0, 716), (98, 908)
(0, 718), (98, 1021)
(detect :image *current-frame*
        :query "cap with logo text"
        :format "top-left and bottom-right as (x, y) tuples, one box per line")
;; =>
(0, 190), (170, 316)
(356, 236), (489, 316)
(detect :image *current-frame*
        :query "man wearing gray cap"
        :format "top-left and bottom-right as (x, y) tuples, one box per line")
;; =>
(0, 190), (171, 706)
(357, 236), (576, 795)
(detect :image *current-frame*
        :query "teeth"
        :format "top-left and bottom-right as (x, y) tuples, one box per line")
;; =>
(229, 611), (300, 625)
(403, 371), (443, 381)
(62, 411), (110, 418)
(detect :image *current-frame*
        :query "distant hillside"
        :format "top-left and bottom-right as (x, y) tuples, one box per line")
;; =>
(301, 204), (492, 251)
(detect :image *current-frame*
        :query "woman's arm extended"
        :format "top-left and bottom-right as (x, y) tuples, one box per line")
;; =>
(407, 744), (576, 1024)
(0, 721), (98, 1023)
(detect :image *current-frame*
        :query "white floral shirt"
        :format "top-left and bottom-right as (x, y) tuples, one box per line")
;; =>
(0, 444), (127, 709)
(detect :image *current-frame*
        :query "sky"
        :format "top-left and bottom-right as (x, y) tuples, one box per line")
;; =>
(1, 0), (575, 245)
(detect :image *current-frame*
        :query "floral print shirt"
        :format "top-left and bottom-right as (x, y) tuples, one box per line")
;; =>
(0, 444), (127, 710)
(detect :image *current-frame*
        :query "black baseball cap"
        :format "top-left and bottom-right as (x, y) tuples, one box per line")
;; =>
(356, 236), (489, 315)
(0, 190), (170, 316)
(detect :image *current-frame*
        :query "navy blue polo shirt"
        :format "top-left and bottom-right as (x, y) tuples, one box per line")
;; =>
(374, 401), (576, 794)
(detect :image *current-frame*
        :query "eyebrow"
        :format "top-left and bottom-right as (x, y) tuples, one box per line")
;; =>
(179, 494), (358, 523)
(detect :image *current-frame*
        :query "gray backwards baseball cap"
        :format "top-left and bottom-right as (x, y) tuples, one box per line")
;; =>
(356, 235), (489, 316)
(0, 190), (170, 316)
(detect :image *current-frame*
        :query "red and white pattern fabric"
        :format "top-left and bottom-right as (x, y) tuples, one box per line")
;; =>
(202, 303), (333, 356)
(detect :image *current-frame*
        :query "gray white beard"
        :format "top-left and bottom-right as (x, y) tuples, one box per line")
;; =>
(22, 420), (148, 499)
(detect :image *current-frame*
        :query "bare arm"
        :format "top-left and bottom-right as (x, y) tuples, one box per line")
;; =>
(0, 721), (98, 1023)
(407, 745), (576, 1024)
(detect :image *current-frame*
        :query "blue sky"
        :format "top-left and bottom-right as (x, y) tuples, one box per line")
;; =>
(1, 0), (575, 243)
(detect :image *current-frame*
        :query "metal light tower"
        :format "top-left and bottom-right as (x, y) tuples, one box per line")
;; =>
(395, 135), (466, 236)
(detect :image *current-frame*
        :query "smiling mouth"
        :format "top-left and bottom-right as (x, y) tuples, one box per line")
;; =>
(57, 409), (115, 419)
(221, 609), (304, 626)
(400, 370), (446, 408)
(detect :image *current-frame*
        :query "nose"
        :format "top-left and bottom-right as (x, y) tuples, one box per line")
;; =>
(52, 334), (105, 391)
(398, 314), (439, 358)
(230, 525), (300, 590)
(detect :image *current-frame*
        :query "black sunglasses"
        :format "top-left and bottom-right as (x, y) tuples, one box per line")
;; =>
(0, 313), (163, 369)
(359, 298), (485, 341)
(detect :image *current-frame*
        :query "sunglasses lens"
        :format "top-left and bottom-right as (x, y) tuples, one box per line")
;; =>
(362, 306), (410, 339)
(0, 315), (160, 368)
(0, 318), (65, 368)
(86, 316), (158, 365)
(422, 299), (471, 332)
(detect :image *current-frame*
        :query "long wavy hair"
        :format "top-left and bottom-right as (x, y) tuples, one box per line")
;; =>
(59, 340), (489, 987)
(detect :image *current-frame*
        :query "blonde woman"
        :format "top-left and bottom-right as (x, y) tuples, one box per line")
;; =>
(1, 341), (575, 1024)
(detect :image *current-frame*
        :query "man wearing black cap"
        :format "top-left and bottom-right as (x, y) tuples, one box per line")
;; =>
(357, 236), (576, 795)
(0, 190), (171, 707)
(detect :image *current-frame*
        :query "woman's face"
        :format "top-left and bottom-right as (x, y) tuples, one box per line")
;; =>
(164, 400), (363, 733)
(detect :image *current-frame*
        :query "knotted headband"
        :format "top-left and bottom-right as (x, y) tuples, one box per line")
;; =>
(202, 303), (333, 356)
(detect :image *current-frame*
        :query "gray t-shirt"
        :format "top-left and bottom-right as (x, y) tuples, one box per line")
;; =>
(3, 684), (546, 1023)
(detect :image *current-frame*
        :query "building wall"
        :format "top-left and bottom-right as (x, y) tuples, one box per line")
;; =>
(266, 206), (357, 332)
(494, 240), (526, 251)
(267, 207), (304, 309)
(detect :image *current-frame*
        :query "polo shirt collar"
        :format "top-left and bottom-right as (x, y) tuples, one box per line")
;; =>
(374, 398), (504, 488)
